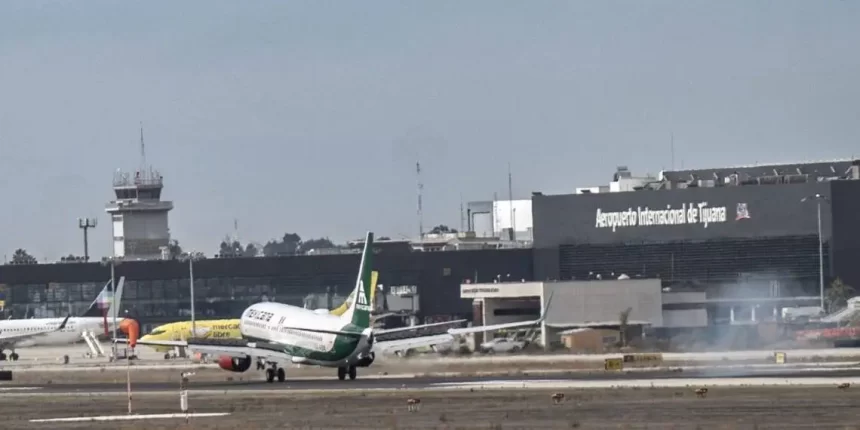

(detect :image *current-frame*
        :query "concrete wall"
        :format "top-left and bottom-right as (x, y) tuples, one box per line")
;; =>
(663, 309), (708, 328)
(540, 279), (663, 347)
(542, 279), (664, 326)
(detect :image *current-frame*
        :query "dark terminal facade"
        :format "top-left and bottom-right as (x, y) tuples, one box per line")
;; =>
(0, 246), (531, 332)
(532, 160), (860, 304)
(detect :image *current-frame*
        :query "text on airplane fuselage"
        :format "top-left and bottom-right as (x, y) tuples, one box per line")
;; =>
(247, 309), (275, 322)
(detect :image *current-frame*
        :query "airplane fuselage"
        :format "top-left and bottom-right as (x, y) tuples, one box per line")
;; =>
(239, 302), (372, 368)
(0, 317), (116, 349)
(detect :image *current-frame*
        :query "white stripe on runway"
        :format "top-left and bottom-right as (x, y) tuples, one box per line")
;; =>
(30, 413), (231, 423)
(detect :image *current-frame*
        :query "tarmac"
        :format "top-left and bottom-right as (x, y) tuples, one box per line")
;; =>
(4, 364), (860, 394)
(6, 344), (860, 428)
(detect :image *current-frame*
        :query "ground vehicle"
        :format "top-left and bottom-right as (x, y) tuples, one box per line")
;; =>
(478, 337), (528, 353)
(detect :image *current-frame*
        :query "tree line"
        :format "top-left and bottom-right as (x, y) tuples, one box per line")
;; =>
(6, 224), (460, 264)
(217, 233), (340, 257)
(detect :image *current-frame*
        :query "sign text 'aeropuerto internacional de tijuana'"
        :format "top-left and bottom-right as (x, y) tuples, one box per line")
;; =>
(595, 202), (746, 232)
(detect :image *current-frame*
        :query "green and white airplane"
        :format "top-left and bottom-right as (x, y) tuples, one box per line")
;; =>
(120, 231), (552, 383)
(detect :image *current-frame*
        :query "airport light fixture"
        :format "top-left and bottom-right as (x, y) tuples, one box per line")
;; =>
(181, 252), (205, 337)
(801, 193), (830, 311)
(77, 218), (97, 261)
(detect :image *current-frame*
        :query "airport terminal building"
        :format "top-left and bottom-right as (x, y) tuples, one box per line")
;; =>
(532, 161), (860, 293)
(455, 160), (860, 348)
(0, 246), (531, 333)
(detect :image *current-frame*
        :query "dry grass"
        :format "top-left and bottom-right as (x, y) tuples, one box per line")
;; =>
(5, 387), (860, 429)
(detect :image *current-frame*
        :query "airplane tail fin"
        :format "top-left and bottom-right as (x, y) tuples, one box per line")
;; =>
(341, 232), (374, 328)
(81, 276), (125, 319)
(330, 271), (378, 317)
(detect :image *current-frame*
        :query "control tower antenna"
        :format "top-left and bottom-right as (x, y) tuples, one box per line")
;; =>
(459, 192), (465, 232)
(139, 121), (146, 174)
(416, 161), (424, 239)
(670, 131), (675, 171)
(507, 162), (515, 241)
(234, 218), (240, 244)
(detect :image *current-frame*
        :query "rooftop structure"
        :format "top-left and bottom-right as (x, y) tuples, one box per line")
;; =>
(570, 159), (860, 196)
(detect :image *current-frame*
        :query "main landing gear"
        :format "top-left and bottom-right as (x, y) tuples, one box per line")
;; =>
(0, 351), (20, 361)
(337, 365), (357, 381)
(264, 362), (286, 383)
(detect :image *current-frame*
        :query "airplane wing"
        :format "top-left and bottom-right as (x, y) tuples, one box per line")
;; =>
(374, 333), (456, 354)
(375, 293), (554, 353)
(116, 337), (297, 363)
(0, 315), (71, 344)
(374, 319), (469, 336)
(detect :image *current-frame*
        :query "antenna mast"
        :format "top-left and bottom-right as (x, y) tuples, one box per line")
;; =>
(459, 193), (465, 232)
(416, 161), (424, 239)
(507, 163), (514, 241)
(139, 122), (146, 174)
(670, 132), (675, 170)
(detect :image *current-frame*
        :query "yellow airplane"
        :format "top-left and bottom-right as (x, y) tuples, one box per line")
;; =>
(141, 271), (379, 355)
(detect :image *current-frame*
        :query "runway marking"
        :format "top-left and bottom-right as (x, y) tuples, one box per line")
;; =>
(30, 413), (231, 423)
(0, 387), (42, 392)
(430, 377), (860, 390)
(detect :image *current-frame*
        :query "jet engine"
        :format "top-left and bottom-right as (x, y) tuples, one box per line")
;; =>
(355, 352), (375, 367)
(218, 355), (252, 372)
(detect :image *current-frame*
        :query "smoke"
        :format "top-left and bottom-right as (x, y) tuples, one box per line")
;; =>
(670, 270), (814, 353)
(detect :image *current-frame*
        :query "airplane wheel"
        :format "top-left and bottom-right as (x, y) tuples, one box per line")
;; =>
(164, 353), (170, 360)
(265, 368), (276, 383)
(9, 353), (18, 361)
(277, 368), (286, 382)
(348, 366), (357, 380)
(0, 352), (6, 361)
(337, 367), (346, 381)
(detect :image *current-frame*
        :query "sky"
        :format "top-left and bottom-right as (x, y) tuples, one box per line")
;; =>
(1, 1), (859, 261)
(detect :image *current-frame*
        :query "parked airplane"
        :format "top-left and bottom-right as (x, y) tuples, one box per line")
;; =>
(0, 277), (125, 361)
(120, 232), (550, 383)
(139, 272), (381, 355)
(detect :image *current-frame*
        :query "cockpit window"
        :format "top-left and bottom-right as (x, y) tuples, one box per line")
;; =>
(148, 329), (166, 336)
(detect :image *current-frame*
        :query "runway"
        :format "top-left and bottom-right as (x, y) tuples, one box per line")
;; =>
(5, 366), (860, 394)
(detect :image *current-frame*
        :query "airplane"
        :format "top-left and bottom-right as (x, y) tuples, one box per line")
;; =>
(0, 277), (125, 361)
(119, 232), (551, 383)
(139, 272), (381, 355)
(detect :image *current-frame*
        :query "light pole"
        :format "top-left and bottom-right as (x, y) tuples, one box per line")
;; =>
(181, 252), (204, 337)
(801, 193), (830, 312)
(78, 218), (97, 261)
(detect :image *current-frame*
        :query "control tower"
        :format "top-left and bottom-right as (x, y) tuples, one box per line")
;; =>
(105, 128), (174, 260)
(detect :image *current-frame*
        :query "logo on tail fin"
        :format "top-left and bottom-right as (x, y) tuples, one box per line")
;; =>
(357, 281), (368, 306)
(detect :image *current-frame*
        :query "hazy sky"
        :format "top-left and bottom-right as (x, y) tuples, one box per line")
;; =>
(1, 1), (858, 260)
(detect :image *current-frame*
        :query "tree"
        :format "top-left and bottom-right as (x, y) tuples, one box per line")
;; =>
(430, 225), (457, 234)
(167, 239), (183, 259)
(245, 243), (259, 257)
(298, 237), (336, 254)
(11, 249), (37, 265)
(825, 278), (855, 314)
(262, 233), (303, 257)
